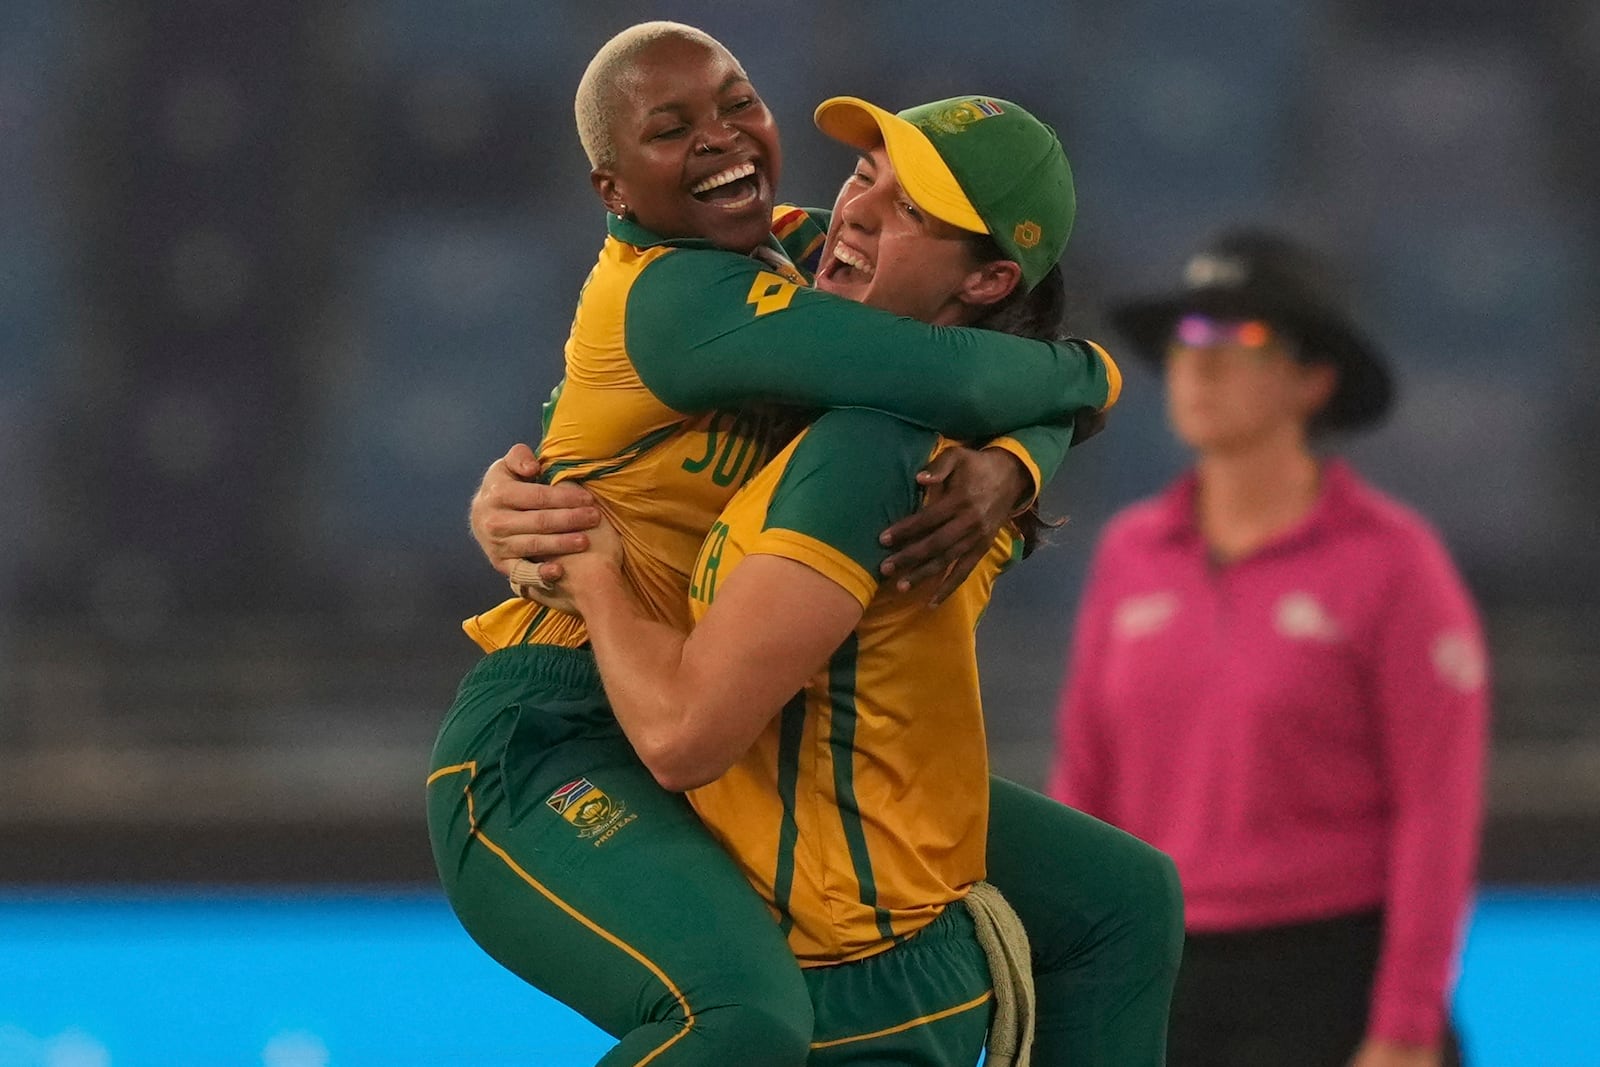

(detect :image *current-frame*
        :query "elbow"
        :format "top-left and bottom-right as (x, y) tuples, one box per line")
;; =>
(645, 758), (721, 794)
(629, 703), (733, 794)
(636, 736), (726, 793)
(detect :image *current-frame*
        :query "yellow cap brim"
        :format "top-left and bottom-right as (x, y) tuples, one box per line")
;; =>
(813, 96), (988, 235)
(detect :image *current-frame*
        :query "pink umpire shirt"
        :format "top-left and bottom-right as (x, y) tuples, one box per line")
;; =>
(1048, 459), (1489, 1047)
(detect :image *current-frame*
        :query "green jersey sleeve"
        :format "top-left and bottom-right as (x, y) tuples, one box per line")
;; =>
(992, 422), (1076, 502)
(764, 409), (936, 578)
(624, 248), (1112, 440)
(989, 396), (1114, 506)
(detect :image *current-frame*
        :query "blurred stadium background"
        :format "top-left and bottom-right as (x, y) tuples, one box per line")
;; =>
(1, 0), (1595, 1063)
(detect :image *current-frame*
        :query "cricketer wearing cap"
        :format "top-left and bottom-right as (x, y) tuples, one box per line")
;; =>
(812, 94), (1076, 295)
(679, 94), (1149, 1066)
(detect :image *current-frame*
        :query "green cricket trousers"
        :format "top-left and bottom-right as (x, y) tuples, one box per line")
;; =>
(427, 645), (1182, 1066)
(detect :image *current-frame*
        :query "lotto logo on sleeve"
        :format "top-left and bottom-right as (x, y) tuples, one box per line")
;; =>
(546, 777), (638, 845)
(746, 270), (799, 317)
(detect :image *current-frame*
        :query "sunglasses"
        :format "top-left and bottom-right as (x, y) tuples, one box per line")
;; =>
(1171, 314), (1275, 349)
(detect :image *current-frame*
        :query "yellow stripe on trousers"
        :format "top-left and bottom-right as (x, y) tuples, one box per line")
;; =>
(808, 989), (994, 1050)
(427, 762), (696, 1067)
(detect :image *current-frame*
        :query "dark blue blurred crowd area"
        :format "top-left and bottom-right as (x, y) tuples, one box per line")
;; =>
(1, 0), (1596, 881)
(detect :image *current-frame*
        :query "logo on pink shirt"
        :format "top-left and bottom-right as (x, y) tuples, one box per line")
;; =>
(1274, 592), (1342, 642)
(1432, 630), (1487, 692)
(1114, 592), (1179, 638)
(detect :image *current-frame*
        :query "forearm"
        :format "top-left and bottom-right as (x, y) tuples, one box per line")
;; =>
(690, 323), (1112, 439)
(1369, 778), (1483, 1044)
(576, 579), (726, 793)
(1371, 689), (1486, 1042)
(985, 423), (1074, 511)
(629, 256), (1118, 436)
(578, 549), (865, 792)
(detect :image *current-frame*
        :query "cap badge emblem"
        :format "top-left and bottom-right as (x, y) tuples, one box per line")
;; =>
(921, 98), (1005, 135)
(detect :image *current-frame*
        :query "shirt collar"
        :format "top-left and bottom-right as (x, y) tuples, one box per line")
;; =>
(605, 212), (796, 267)
(1154, 457), (1357, 552)
(1152, 470), (1201, 544)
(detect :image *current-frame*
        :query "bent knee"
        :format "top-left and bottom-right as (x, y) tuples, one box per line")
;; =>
(689, 999), (814, 1066)
(1119, 840), (1185, 967)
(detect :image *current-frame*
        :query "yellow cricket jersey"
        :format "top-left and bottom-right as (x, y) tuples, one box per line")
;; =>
(684, 408), (1019, 966)
(463, 209), (1118, 654)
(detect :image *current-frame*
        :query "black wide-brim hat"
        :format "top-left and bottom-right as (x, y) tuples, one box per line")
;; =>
(1109, 227), (1394, 431)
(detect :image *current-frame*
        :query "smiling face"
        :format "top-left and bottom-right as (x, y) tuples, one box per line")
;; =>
(591, 36), (781, 253)
(815, 146), (1020, 325)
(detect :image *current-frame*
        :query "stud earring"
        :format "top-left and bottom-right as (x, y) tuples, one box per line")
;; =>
(617, 203), (629, 217)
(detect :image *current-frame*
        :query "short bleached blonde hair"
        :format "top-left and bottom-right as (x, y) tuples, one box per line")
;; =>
(574, 21), (738, 170)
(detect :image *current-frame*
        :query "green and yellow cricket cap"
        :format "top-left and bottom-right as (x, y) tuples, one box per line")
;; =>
(814, 94), (1075, 290)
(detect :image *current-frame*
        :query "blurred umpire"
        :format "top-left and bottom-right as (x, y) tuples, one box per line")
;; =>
(1049, 228), (1489, 1067)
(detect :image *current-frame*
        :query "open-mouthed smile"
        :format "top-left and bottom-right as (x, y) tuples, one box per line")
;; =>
(690, 160), (763, 210)
(821, 239), (875, 283)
